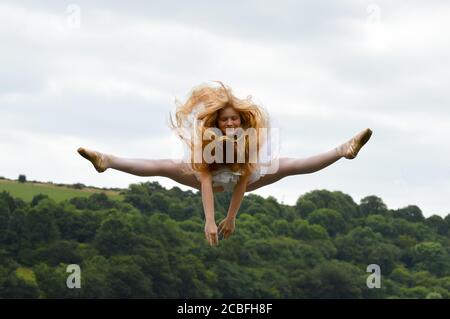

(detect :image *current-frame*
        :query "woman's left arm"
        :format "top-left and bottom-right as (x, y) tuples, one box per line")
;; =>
(218, 174), (249, 239)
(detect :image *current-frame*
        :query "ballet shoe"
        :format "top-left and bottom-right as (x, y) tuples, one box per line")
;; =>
(77, 147), (109, 172)
(338, 128), (373, 159)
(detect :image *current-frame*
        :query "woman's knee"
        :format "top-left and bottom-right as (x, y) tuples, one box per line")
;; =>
(159, 159), (183, 178)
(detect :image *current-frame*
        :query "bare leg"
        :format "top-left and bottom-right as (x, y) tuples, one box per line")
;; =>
(77, 148), (225, 192)
(246, 149), (341, 192)
(109, 156), (202, 189)
(109, 157), (227, 192)
(246, 128), (373, 192)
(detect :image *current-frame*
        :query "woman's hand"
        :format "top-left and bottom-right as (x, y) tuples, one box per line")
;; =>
(204, 221), (219, 246)
(218, 216), (236, 239)
(200, 171), (218, 246)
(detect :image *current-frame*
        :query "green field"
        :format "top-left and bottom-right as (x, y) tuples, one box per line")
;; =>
(0, 179), (123, 202)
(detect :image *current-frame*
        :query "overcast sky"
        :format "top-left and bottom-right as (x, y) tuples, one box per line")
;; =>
(1, 1), (449, 217)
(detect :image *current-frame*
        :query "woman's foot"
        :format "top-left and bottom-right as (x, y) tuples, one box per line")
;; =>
(336, 128), (373, 159)
(77, 147), (110, 172)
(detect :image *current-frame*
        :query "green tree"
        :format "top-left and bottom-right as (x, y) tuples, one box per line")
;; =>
(365, 214), (394, 237)
(94, 218), (137, 256)
(307, 208), (346, 236)
(0, 197), (11, 244)
(78, 256), (112, 298)
(107, 256), (154, 298)
(34, 263), (82, 298)
(272, 219), (290, 236)
(295, 198), (316, 218)
(34, 240), (82, 266)
(359, 196), (388, 216)
(31, 194), (49, 207)
(393, 205), (425, 223)
(291, 219), (329, 241)
(174, 254), (217, 298)
(425, 215), (447, 236)
(0, 267), (40, 298)
(132, 245), (180, 298)
(24, 200), (60, 245)
(297, 260), (364, 298)
(212, 260), (254, 298)
(414, 242), (449, 276)
(336, 226), (400, 274)
(297, 190), (359, 219)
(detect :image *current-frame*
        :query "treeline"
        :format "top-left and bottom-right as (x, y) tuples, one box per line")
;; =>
(0, 182), (449, 298)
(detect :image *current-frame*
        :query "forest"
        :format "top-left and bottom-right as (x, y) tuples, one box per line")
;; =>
(1, 181), (449, 298)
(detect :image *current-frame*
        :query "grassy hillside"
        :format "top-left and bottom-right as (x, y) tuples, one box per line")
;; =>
(0, 179), (123, 202)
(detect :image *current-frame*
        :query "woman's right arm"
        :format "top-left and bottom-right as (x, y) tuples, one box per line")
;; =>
(199, 171), (218, 246)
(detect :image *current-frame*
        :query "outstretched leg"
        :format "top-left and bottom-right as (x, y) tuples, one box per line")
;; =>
(246, 128), (372, 192)
(77, 147), (204, 190)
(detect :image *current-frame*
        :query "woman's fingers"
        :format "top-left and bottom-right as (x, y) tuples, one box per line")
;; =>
(219, 226), (228, 237)
(223, 227), (235, 239)
(209, 232), (218, 246)
(206, 220), (233, 244)
(218, 219), (226, 234)
(205, 231), (218, 246)
(212, 233), (218, 246)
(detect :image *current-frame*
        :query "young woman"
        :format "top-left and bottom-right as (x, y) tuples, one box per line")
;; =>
(78, 82), (372, 246)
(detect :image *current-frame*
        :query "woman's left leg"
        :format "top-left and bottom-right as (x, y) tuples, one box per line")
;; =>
(246, 149), (342, 192)
(246, 128), (372, 192)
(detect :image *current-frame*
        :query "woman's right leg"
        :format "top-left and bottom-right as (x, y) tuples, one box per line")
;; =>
(109, 156), (202, 189)
(77, 148), (225, 192)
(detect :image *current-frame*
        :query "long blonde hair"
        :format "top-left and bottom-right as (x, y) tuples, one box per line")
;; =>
(169, 82), (270, 177)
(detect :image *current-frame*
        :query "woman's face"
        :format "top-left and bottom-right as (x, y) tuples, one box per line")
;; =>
(217, 106), (242, 135)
